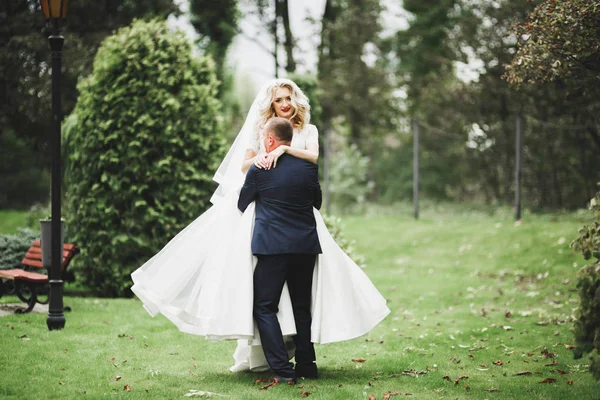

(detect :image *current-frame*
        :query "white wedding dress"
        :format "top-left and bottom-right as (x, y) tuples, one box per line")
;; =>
(131, 102), (390, 372)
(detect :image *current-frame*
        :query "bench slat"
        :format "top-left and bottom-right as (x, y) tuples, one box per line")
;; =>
(0, 269), (48, 283)
(24, 249), (72, 261)
(21, 241), (79, 270)
(22, 260), (44, 268)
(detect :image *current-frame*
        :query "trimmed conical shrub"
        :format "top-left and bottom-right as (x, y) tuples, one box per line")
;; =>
(66, 19), (226, 296)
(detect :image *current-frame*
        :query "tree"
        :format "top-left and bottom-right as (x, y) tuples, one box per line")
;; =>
(189, 0), (240, 83)
(505, 0), (600, 93)
(0, 0), (177, 207)
(392, 0), (460, 113)
(66, 19), (226, 297)
(318, 0), (395, 143)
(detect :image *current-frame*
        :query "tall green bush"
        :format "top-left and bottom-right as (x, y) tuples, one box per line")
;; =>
(66, 19), (226, 297)
(571, 190), (600, 380)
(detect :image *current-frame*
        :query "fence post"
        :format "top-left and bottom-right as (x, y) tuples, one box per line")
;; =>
(413, 119), (420, 220)
(515, 113), (523, 221)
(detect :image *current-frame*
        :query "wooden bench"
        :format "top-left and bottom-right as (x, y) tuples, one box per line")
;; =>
(0, 241), (80, 313)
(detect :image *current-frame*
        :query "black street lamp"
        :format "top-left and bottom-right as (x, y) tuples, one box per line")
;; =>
(40, 0), (69, 331)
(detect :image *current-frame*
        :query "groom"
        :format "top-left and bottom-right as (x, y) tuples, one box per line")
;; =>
(238, 117), (322, 383)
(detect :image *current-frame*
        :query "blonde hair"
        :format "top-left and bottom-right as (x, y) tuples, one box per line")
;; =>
(256, 79), (311, 132)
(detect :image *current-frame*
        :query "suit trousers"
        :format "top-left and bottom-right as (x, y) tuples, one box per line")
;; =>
(253, 253), (317, 378)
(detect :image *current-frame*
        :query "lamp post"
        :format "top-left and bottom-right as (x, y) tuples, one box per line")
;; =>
(40, 0), (69, 331)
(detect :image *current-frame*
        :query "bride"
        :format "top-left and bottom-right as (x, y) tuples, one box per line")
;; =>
(131, 78), (390, 373)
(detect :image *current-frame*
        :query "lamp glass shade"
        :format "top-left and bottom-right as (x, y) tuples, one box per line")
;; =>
(40, 0), (69, 19)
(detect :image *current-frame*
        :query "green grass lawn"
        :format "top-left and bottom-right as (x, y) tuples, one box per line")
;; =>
(0, 208), (47, 234)
(1, 203), (599, 399)
(0, 210), (32, 234)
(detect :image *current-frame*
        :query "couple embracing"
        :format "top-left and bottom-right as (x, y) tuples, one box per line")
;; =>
(131, 79), (390, 382)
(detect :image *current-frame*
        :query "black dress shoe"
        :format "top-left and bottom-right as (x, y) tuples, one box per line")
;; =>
(295, 364), (318, 379)
(274, 375), (296, 385)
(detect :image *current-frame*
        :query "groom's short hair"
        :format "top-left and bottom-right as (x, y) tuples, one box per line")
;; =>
(266, 117), (293, 143)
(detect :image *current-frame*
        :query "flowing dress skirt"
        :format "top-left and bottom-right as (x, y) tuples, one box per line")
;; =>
(131, 192), (390, 367)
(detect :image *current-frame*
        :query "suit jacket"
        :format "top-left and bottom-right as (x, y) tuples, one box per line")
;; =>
(238, 153), (322, 255)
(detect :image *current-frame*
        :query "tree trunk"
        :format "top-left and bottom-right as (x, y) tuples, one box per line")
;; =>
(278, 0), (296, 73)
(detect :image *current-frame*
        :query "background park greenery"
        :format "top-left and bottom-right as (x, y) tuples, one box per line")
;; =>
(1, 0), (600, 396)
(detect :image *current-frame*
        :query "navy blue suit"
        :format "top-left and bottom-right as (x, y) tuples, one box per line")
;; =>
(238, 154), (322, 255)
(238, 153), (322, 379)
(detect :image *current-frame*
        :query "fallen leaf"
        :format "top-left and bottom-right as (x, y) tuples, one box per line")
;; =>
(301, 392), (311, 397)
(442, 375), (452, 382)
(493, 360), (503, 366)
(124, 385), (131, 391)
(464, 385), (470, 391)
(541, 348), (556, 358)
(401, 369), (428, 377)
(59, 382), (65, 385)
(545, 360), (559, 366)
(114, 376), (122, 381)
(368, 395), (376, 400)
(454, 375), (469, 385)
(567, 381), (573, 385)
(514, 371), (532, 376)
(255, 378), (269, 384)
(554, 369), (569, 375)
(539, 378), (557, 383)
(352, 358), (367, 363)
(486, 387), (501, 392)
(259, 381), (277, 390)
(564, 344), (576, 350)
(383, 392), (400, 399)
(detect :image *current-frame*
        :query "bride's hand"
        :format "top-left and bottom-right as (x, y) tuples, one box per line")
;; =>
(265, 145), (288, 169)
(253, 154), (269, 169)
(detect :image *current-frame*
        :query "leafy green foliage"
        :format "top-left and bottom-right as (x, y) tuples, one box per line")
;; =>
(190, 0), (239, 83)
(0, 129), (50, 209)
(328, 132), (373, 212)
(65, 20), (226, 297)
(505, 0), (600, 94)
(571, 191), (600, 380)
(322, 213), (365, 268)
(1, 0), (177, 181)
(318, 0), (396, 143)
(0, 229), (39, 270)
